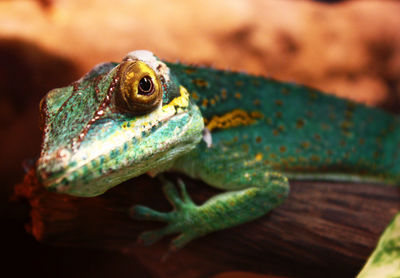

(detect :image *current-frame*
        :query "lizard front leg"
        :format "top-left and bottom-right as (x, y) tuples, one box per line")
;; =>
(129, 171), (289, 252)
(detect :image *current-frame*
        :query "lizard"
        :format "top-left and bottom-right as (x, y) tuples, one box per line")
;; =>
(36, 50), (400, 276)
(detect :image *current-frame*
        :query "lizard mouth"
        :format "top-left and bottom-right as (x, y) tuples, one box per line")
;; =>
(36, 85), (194, 194)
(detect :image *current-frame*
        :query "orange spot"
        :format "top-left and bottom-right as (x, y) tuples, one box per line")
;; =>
(253, 99), (261, 106)
(281, 88), (290, 95)
(255, 153), (263, 161)
(221, 89), (227, 99)
(202, 99), (208, 107)
(185, 68), (196, 74)
(250, 111), (263, 119)
(192, 78), (208, 88)
(255, 136), (262, 143)
(296, 119), (305, 129)
(235, 80), (244, 87)
(234, 92), (242, 99)
(191, 91), (199, 100)
(279, 146), (286, 152)
(275, 100), (283, 106)
(210, 99), (216, 105)
(311, 155), (320, 162)
(301, 141), (310, 149)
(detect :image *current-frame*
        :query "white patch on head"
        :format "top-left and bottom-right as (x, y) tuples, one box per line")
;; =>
(202, 127), (212, 148)
(123, 50), (170, 83)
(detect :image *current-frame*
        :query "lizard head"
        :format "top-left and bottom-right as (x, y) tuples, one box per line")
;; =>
(36, 50), (204, 196)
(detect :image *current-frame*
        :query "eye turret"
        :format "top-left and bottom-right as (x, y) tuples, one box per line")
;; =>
(115, 60), (162, 114)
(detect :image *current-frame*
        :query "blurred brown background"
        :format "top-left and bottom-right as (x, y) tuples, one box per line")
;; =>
(1, 0), (400, 277)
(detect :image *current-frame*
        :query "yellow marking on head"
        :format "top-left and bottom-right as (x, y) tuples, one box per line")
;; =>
(234, 92), (242, 99)
(255, 153), (263, 161)
(162, 86), (189, 110)
(205, 109), (264, 131)
(210, 99), (216, 105)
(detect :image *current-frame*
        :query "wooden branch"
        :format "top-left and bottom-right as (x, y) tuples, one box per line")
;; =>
(15, 169), (400, 278)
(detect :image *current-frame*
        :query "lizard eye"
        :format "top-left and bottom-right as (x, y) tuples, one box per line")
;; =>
(115, 61), (162, 114)
(138, 76), (154, 95)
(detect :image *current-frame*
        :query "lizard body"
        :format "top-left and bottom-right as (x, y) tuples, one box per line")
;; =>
(36, 50), (400, 276)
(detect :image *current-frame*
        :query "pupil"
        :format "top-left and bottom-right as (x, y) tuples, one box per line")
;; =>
(138, 76), (153, 94)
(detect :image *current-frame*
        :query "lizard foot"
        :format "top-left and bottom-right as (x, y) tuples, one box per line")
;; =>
(129, 178), (205, 252)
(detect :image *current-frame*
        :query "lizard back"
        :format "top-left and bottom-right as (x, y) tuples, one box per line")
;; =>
(168, 62), (400, 185)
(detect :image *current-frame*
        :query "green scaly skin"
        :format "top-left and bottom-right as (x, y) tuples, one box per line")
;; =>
(36, 50), (399, 275)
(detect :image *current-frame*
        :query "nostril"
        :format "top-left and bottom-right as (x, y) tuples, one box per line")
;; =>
(56, 148), (71, 160)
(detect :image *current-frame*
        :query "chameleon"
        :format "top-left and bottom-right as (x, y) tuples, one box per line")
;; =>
(36, 50), (399, 276)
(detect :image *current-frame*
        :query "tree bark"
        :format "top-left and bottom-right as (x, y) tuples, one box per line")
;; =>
(15, 169), (400, 278)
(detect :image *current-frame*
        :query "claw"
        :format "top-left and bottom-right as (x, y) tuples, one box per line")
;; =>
(163, 182), (184, 209)
(137, 224), (178, 246)
(177, 179), (195, 205)
(130, 178), (201, 253)
(130, 205), (171, 222)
